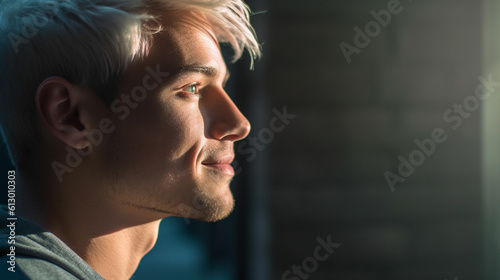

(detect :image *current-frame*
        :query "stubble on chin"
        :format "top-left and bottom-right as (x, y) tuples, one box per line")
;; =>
(172, 188), (235, 222)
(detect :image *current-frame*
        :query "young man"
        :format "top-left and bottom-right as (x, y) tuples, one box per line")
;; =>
(0, 0), (260, 279)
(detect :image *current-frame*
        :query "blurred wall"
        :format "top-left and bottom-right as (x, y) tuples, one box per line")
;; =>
(482, 0), (500, 278)
(265, 0), (483, 279)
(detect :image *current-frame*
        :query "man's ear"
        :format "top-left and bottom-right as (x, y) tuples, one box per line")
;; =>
(36, 77), (91, 150)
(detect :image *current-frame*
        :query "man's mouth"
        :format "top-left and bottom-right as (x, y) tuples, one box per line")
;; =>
(201, 155), (235, 176)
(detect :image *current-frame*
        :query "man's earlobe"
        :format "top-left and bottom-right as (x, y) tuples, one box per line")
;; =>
(36, 77), (90, 149)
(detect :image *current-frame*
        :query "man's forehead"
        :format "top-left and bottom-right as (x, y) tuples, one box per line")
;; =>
(143, 10), (221, 66)
(157, 9), (219, 46)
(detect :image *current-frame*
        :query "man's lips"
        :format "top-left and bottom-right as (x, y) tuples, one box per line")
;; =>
(201, 155), (235, 176)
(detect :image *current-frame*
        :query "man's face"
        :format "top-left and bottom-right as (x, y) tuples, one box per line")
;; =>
(100, 11), (250, 221)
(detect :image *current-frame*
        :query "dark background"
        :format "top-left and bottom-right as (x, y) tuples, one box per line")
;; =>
(257, 0), (490, 279)
(3, 0), (500, 279)
(264, 0), (486, 279)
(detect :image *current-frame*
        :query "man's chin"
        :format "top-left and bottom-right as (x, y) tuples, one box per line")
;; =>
(174, 194), (235, 222)
(204, 199), (235, 221)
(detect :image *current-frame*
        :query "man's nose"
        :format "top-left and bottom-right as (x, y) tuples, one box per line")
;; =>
(203, 89), (251, 141)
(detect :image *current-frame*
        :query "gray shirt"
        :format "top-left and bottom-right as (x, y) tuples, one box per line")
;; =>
(0, 205), (104, 279)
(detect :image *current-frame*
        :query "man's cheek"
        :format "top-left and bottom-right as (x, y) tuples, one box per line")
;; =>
(172, 113), (205, 142)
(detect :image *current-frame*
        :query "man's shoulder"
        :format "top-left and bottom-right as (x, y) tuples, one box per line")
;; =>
(0, 255), (81, 280)
(0, 234), (101, 280)
(0, 206), (104, 280)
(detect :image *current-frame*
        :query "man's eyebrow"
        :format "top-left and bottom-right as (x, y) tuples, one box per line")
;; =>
(163, 64), (231, 86)
(178, 64), (218, 77)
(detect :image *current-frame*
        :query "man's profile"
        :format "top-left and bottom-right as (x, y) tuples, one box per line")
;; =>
(0, 0), (260, 278)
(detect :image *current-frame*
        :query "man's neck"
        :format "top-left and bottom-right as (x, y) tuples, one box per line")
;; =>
(74, 221), (161, 280)
(48, 203), (161, 280)
(16, 168), (163, 280)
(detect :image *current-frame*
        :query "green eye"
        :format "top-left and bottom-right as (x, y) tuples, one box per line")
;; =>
(182, 83), (200, 96)
(186, 84), (197, 93)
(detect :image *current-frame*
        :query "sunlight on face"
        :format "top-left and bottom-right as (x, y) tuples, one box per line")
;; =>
(102, 11), (250, 222)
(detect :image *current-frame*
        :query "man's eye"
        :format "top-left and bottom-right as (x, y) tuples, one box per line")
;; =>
(182, 83), (200, 96)
(186, 85), (196, 93)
